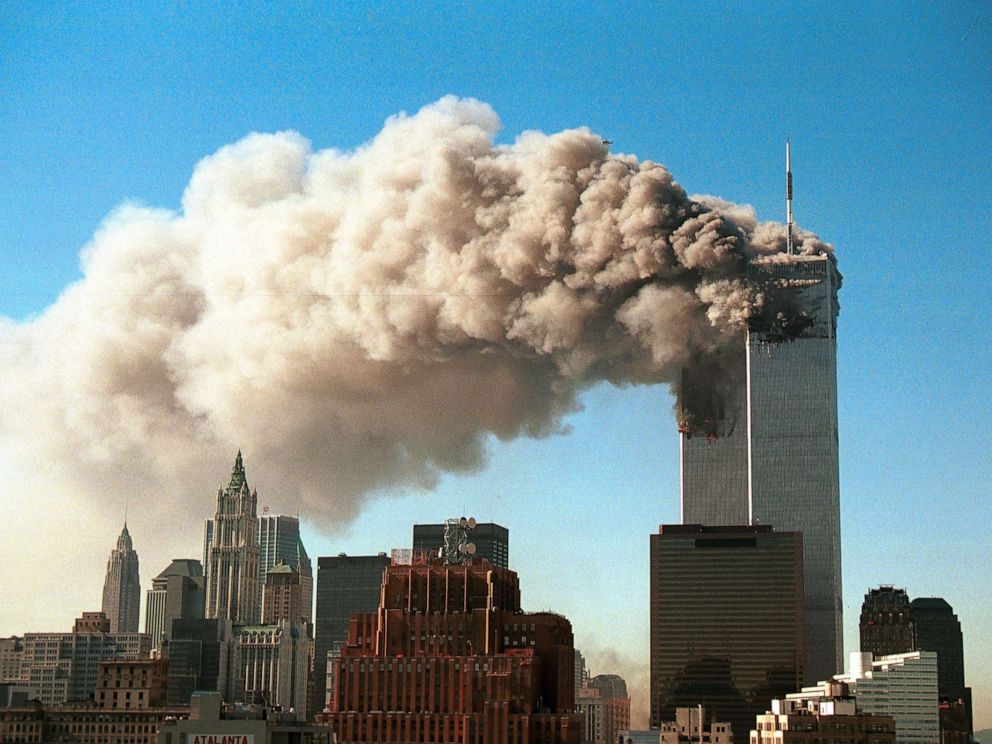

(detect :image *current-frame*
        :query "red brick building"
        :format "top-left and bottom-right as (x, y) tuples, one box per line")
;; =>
(325, 559), (581, 744)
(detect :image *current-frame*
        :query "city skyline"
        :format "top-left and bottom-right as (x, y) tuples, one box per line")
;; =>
(0, 2), (989, 731)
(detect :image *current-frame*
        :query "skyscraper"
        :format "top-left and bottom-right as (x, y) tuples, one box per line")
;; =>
(257, 513), (313, 623)
(910, 598), (973, 744)
(204, 451), (261, 624)
(325, 556), (581, 743)
(680, 252), (842, 684)
(412, 521), (510, 568)
(860, 586), (915, 658)
(101, 523), (141, 633)
(650, 524), (805, 742)
(313, 553), (390, 713)
(144, 559), (205, 650)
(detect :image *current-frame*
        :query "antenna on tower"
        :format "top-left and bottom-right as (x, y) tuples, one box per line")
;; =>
(786, 137), (794, 256)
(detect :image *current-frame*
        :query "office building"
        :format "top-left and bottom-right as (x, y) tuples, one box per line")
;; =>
(413, 520), (509, 568)
(859, 589), (973, 744)
(313, 553), (390, 712)
(0, 638), (23, 683)
(144, 559), (205, 651)
(230, 620), (312, 719)
(165, 617), (233, 707)
(834, 652), (940, 744)
(262, 563), (308, 625)
(94, 657), (169, 709)
(204, 451), (261, 624)
(860, 586), (915, 658)
(680, 253), (842, 685)
(257, 513), (314, 623)
(910, 598), (973, 744)
(577, 674), (630, 744)
(19, 612), (151, 705)
(753, 683), (896, 744)
(650, 524), (805, 742)
(102, 523), (142, 633)
(325, 556), (581, 743)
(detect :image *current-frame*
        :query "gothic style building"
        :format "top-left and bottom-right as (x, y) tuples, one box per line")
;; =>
(101, 523), (141, 633)
(204, 451), (261, 624)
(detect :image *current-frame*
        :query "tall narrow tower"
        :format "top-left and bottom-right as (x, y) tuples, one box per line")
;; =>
(101, 523), (141, 632)
(679, 145), (843, 685)
(204, 451), (261, 624)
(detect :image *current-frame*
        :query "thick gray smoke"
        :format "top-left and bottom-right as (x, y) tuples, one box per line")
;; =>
(0, 97), (833, 528)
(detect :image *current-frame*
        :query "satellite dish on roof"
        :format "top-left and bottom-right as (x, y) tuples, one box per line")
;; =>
(467, 517), (477, 529)
(464, 542), (477, 556)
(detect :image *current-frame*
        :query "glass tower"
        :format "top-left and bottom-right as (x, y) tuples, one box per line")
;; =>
(680, 254), (842, 685)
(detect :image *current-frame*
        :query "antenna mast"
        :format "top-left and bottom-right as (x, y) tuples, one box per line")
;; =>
(786, 138), (794, 255)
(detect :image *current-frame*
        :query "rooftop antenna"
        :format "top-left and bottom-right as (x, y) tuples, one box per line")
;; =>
(786, 137), (794, 256)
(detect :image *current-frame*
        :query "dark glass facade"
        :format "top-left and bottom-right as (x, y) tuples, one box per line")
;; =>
(313, 554), (390, 712)
(412, 522), (509, 568)
(910, 598), (972, 743)
(650, 524), (804, 742)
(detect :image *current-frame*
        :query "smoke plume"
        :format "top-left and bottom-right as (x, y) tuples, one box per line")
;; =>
(0, 97), (834, 534)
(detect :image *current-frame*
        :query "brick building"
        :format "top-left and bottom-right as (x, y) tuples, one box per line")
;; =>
(325, 557), (581, 744)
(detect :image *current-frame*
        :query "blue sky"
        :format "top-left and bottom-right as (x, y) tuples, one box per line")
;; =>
(1, 1), (989, 726)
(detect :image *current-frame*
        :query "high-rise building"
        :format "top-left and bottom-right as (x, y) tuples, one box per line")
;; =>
(144, 559), (204, 651)
(859, 589), (973, 744)
(257, 514), (314, 623)
(313, 553), (390, 713)
(413, 521), (509, 568)
(910, 598), (972, 744)
(165, 617), (233, 707)
(204, 451), (260, 624)
(833, 651), (940, 744)
(262, 563), (307, 625)
(577, 674), (631, 744)
(20, 612), (151, 705)
(680, 253), (842, 685)
(324, 556), (581, 743)
(101, 523), (141, 633)
(860, 586), (915, 658)
(650, 524), (805, 742)
(0, 637), (23, 683)
(230, 620), (312, 719)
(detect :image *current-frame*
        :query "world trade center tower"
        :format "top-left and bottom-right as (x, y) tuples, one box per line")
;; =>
(680, 252), (843, 686)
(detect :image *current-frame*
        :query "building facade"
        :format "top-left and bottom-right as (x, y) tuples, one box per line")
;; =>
(165, 618), (233, 708)
(577, 675), (630, 744)
(680, 253), (842, 685)
(835, 652), (940, 744)
(650, 524), (805, 742)
(101, 523), (142, 633)
(257, 513), (314, 623)
(413, 521), (509, 568)
(660, 707), (733, 744)
(19, 614), (151, 705)
(262, 563), (308, 625)
(94, 657), (169, 710)
(0, 638), (23, 683)
(860, 586), (915, 659)
(229, 621), (312, 719)
(325, 557), (581, 743)
(204, 451), (261, 625)
(313, 553), (390, 712)
(144, 559), (205, 651)
(752, 686), (896, 744)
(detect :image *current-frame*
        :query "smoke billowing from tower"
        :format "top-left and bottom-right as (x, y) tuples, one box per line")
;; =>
(0, 97), (835, 524)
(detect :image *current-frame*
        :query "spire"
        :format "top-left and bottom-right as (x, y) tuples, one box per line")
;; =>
(228, 449), (247, 492)
(116, 522), (133, 552)
(786, 137), (794, 256)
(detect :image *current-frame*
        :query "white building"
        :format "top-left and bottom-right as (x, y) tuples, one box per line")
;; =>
(785, 652), (939, 744)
